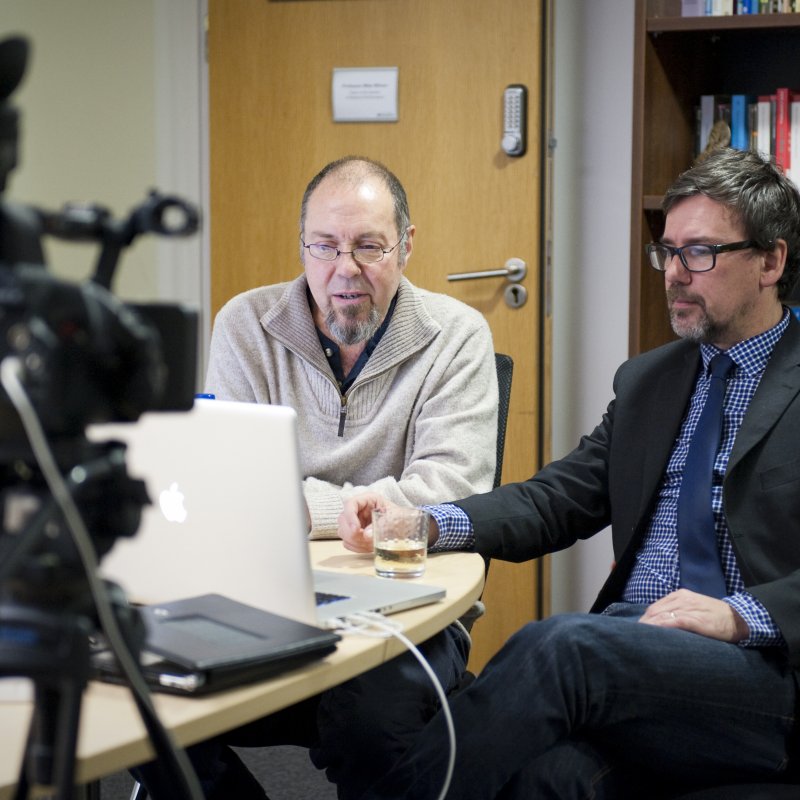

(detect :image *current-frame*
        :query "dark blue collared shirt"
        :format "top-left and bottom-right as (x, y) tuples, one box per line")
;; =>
(316, 294), (399, 393)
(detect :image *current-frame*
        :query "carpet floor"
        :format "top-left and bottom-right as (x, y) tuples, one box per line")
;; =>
(99, 745), (338, 799)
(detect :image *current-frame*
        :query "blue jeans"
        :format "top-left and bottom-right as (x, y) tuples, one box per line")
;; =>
(132, 623), (470, 799)
(360, 607), (798, 799)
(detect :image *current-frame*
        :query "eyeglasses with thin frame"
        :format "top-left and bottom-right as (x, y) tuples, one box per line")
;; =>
(301, 228), (409, 264)
(645, 239), (764, 273)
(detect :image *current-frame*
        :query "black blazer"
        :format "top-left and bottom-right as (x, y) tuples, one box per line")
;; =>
(458, 314), (800, 669)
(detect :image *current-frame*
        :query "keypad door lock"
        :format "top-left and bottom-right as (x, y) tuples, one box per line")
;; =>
(502, 84), (527, 157)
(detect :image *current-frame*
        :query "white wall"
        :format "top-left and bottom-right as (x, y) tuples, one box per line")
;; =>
(549, 0), (634, 614)
(4, 1), (159, 297)
(2, 0), (207, 372)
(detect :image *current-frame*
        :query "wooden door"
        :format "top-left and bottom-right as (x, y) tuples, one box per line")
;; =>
(208, 0), (549, 672)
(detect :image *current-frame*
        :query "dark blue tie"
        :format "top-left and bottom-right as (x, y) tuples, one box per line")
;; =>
(677, 352), (735, 598)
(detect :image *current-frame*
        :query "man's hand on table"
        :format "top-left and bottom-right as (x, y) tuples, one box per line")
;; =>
(338, 493), (442, 554)
(338, 492), (394, 553)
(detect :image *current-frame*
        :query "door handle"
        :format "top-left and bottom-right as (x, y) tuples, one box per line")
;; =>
(447, 258), (526, 283)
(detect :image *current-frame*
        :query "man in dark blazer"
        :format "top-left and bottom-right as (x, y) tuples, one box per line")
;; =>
(338, 147), (800, 798)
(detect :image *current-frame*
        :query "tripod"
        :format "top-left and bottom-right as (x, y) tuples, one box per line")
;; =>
(0, 433), (147, 800)
(1, 602), (91, 800)
(0, 414), (200, 800)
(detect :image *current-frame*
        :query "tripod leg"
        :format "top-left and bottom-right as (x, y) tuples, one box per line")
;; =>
(13, 720), (31, 800)
(5, 607), (90, 800)
(52, 679), (84, 800)
(23, 679), (82, 800)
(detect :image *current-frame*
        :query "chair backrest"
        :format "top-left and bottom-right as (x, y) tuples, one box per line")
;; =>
(493, 353), (514, 488)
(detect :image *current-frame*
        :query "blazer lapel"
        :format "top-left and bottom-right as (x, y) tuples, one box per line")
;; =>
(635, 347), (700, 523)
(728, 317), (800, 471)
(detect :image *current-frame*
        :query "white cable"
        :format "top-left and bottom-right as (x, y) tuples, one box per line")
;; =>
(0, 356), (204, 800)
(335, 611), (457, 800)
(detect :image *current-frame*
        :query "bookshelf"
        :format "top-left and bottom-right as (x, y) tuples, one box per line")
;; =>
(629, 0), (800, 355)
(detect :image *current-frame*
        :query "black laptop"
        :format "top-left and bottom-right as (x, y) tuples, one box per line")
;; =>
(91, 594), (340, 696)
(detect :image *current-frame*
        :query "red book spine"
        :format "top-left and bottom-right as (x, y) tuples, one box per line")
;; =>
(776, 87), (792, 172)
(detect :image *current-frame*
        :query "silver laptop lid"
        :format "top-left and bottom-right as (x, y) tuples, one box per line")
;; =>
(88, 399), (320, 625)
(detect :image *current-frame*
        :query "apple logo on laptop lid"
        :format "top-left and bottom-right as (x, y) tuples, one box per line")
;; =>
(159, 482), (188, 523)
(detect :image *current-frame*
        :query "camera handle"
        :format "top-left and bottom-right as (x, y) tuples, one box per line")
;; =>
(38, 190), (200, 290)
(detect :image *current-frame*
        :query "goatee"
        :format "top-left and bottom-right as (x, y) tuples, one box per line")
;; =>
(326, 304), (382, 346)
(667, 287), (710, 342)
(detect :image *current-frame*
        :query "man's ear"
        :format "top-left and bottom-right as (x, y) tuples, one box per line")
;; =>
(400, 225), (416, 270)
(761, 239), (787, 289)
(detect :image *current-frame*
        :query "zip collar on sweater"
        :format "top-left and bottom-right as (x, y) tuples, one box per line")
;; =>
(260, 275), (441, 385)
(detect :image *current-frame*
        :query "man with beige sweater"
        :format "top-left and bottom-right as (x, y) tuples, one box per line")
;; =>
(134, 156), (497, 799)
(205, 157), (497, 539)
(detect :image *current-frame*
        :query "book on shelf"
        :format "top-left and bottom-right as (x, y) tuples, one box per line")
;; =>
(708, 0), (734, 12)
(683, 0), (798, 13)
(748, 102), (759, 151)
(699, 94), (731, 153)
(756, 94), (775, 158)
(731, 94), (755, 151)
(775, 87), (793, 172)
(790, 95), (800, 186)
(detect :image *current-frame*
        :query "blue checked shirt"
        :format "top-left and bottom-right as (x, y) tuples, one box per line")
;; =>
(427, 309), (792, 649)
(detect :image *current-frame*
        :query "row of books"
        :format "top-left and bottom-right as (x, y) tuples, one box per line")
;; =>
(696, 89), (800, 185)
(682, 0), (798, 13)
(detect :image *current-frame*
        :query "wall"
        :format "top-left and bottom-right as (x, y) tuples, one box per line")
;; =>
(549, 0), (634, 614)
(2, 0), (207, 374)
(3, 1), (159, 297)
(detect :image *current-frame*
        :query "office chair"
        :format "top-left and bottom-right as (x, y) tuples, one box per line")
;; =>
(493, 353), (514, 489)
(456, 353), (513, 638)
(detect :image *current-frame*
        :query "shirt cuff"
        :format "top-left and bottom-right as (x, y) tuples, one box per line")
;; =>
(725, 591), (786, 648)
(423, 503), (475, 552)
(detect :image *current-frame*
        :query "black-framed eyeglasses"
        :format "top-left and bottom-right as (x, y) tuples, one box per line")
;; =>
(301, 228), (409, 265)
(645, 240), (763, 273)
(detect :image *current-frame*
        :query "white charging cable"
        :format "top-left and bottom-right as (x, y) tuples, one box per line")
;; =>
(335, 611), (457, 800)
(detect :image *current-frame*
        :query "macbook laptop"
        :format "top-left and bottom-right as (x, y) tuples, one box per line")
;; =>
(87, 399), (445, 629)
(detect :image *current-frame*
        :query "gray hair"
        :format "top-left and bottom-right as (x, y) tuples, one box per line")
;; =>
(663, 147), (800, 300)
(299, 156), (412, 262)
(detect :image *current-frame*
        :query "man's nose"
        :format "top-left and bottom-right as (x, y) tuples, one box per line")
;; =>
(664, 252), (689, 284)
(335, 252), (362, 276)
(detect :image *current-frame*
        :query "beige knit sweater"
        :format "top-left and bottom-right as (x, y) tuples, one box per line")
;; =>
(205, 275), (498, 538)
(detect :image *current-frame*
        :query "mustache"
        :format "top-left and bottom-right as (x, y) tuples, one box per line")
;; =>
(329, 281), (369, 293)
(667, 286), (705, 308)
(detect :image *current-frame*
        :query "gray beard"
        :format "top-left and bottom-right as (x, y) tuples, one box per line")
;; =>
(670, 308), (710, 342)
(326, 304), (382, 346)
